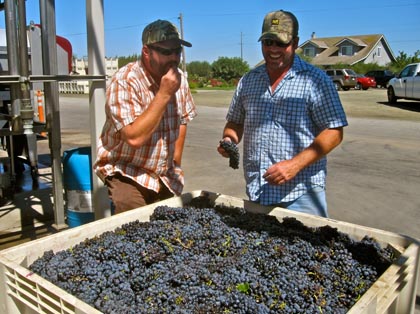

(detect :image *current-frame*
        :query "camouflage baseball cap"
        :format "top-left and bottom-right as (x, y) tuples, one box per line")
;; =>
(258, 10), (299, 44)
(142, 19), (192, 47)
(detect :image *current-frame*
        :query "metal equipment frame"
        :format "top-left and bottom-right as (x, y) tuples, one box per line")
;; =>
(0, 0), (107, 229)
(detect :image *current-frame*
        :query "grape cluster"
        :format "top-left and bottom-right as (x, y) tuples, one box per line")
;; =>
(219, 140), (240, 169)
(29, 201), (395, 314)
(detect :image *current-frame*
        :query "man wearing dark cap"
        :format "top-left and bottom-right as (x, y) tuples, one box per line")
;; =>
(94, 19), (197, 214)
(218, 10), (348, 217)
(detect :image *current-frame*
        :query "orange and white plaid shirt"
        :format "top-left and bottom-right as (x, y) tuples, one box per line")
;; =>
(94, 60), (197, 195)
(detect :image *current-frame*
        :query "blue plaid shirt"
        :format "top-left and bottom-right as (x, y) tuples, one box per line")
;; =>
(226, 55), (348, 205)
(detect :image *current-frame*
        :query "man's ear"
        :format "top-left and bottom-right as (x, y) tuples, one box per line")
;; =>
(142, 45), (150, 57)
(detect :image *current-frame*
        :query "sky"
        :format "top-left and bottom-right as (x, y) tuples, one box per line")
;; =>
(1, 0), (420, 67)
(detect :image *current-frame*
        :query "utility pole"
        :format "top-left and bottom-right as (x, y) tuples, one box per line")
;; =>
(178, 13), (187, 73)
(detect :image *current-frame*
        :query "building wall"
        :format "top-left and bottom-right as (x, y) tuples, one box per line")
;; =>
(59, 57), (119, 94)
(363, 41), (393, 66)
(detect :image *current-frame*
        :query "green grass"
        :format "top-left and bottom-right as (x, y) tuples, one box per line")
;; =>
(193, 86), (236, 91)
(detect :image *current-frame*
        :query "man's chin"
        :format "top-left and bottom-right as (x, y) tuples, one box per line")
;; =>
(266, 60), (284, 69)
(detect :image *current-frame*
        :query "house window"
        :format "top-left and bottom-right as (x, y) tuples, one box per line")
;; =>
(340, 45), (353, 56)
(304, 46), (316, 57)
(377, 47), (381, 57)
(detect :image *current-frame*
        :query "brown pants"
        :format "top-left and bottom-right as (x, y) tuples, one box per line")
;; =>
(105, 173), (174, 214)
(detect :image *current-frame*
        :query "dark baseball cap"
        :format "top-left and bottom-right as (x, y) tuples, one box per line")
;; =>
(142, 19), (192, 47)
(258, 10), (299, 44)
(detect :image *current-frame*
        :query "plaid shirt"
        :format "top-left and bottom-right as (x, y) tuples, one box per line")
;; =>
(226, 55), (348, 205)
(94, 60), (197, 195)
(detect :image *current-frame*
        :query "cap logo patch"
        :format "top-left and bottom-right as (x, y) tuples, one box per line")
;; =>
(271, 19), (279, 26)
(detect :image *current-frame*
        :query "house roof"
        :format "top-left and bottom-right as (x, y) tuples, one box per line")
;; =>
(309, 40), (329, 49)
(298, 34), (395, 66)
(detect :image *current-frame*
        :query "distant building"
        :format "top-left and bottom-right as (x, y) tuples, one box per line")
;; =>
(298, 33), (396, 67)
(59, 57), (119, 94)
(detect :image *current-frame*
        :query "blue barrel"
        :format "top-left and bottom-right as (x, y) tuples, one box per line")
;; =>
(62, 147), (95, 227)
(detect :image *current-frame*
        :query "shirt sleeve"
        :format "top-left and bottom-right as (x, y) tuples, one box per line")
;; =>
(226, 77), (246, 124)
(178, 71), (197, 124)
(310, 72), (348, 130)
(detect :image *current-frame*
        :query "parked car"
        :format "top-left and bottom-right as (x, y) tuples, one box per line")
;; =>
(364, 70), (395, 88)
(387, 63), (420, 103)
(324, 68), (357, 91)
(355, 74), (376, 90)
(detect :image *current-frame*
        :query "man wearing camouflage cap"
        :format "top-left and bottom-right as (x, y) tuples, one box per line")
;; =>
(218, 10), (348, 217)
(95, 19), (197, 214)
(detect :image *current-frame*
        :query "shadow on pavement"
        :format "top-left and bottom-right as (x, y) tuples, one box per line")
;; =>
(0, 154), (56, 250)
(379, 101), (420, 112)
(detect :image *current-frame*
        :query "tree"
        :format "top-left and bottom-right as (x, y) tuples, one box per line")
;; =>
(118, 54), (139, 68)
(187, 61), (212, 79)
(211, 57), (249, 82)
(391, 50), (420, 73)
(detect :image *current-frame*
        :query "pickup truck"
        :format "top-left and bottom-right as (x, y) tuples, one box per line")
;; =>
(387, 63), (420, 103)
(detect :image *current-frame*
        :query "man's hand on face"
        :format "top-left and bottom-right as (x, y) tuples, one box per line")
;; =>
(160, 65), (181, 97)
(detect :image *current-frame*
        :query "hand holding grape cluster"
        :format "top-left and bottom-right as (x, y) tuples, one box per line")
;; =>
(219, 140), (240, 169)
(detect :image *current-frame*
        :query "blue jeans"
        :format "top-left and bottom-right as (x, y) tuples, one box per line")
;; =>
(276, 186), (328, 217)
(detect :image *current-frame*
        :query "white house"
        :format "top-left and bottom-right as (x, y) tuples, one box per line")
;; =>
(298, 33), (396, 67)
